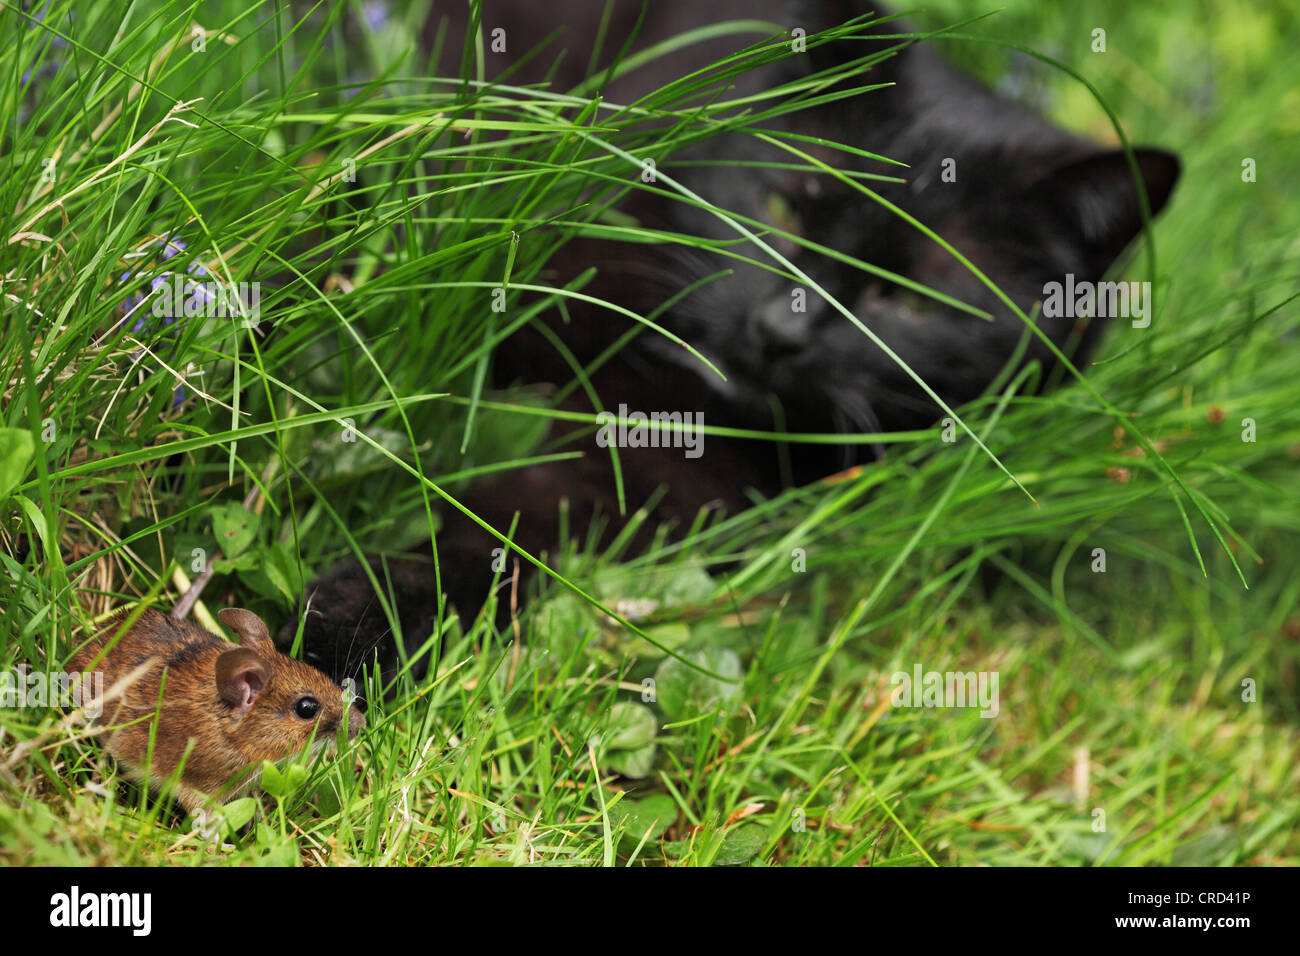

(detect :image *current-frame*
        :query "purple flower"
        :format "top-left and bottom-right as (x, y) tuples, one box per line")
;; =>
(117, 234), (214, 331)
(19, 3), (70, 90)
(116, 233), (216, 411)
(362, 1), (389, 31)
(159, 235), (186, 259)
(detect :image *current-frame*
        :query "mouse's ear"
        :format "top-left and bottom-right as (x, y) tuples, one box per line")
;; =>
(215, 648), (272, 713)
(218, 607), (275, 654)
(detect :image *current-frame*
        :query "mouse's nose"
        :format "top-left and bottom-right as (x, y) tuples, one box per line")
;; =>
(345, 706), (366, 737)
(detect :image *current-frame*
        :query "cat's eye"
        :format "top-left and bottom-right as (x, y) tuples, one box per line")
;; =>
(294, 696), (321, 719)
(764, 192), (803, 237)
(893, 289), (929, 312)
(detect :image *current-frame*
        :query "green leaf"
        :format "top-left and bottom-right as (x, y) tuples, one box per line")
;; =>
(211, 501), (257, 557)
(12, 494), (50, 554)
(629, 622), (691, 661)
(313, 426), (411, 480)
(607, 744), (656, 779)
(213, 552), (259, 573)
(461, 390), (552, 463)
(254, 837), (299, 867)
(661, 839), (691, 859)
(610, 794), (676, 846)
(219, 797), (258, 834)
(715, 823), (765, 865)
(262, 540), (305, 601)
(313, 784), (341, 817)
(260, 760), (309, 800)
(593, 565), (713, 607)
(595, 703), (658, 778)
(533, 593), (597, 659)
(1170, 825), (1240, 866)
(657, 566), (714, 606)
(653, 646), (744, 721)
(0, 428), (35, 502)
(283, 763), (310, 791)
(260, 761), (287, 798)
(604, 702), (658, 750)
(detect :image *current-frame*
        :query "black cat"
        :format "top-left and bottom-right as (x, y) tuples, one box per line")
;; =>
(283, 1), (1179, 693)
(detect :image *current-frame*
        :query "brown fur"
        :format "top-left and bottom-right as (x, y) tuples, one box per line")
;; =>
(70, 607), (364, 813)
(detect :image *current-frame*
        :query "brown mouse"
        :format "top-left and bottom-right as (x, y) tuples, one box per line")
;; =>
(69, 606), (365, 814)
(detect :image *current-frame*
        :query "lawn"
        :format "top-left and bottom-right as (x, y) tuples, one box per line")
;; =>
(1, 0), (1297, 865)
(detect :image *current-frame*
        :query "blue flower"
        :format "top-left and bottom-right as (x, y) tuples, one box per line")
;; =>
(362, 1), (390, 31)
(116, 233), (215, 410)
(159, 235), (186, 260)
(19, 3), (70, 91)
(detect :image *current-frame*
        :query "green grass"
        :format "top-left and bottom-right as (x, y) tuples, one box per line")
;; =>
(1, 0), (1297, 865)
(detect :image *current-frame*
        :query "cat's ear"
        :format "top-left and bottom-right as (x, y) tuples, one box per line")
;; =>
(801, 1), (915, 78)
(1033, 147), (1181, 274)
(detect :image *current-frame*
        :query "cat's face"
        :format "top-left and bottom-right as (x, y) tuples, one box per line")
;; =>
(623, 58), (1180, 446)
(442, 1), (1180, 466)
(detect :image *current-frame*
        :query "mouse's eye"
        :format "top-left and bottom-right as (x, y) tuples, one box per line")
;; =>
(294, 696), (321, 719)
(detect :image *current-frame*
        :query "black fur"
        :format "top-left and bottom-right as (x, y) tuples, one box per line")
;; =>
(281, 2), (1179, 692)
